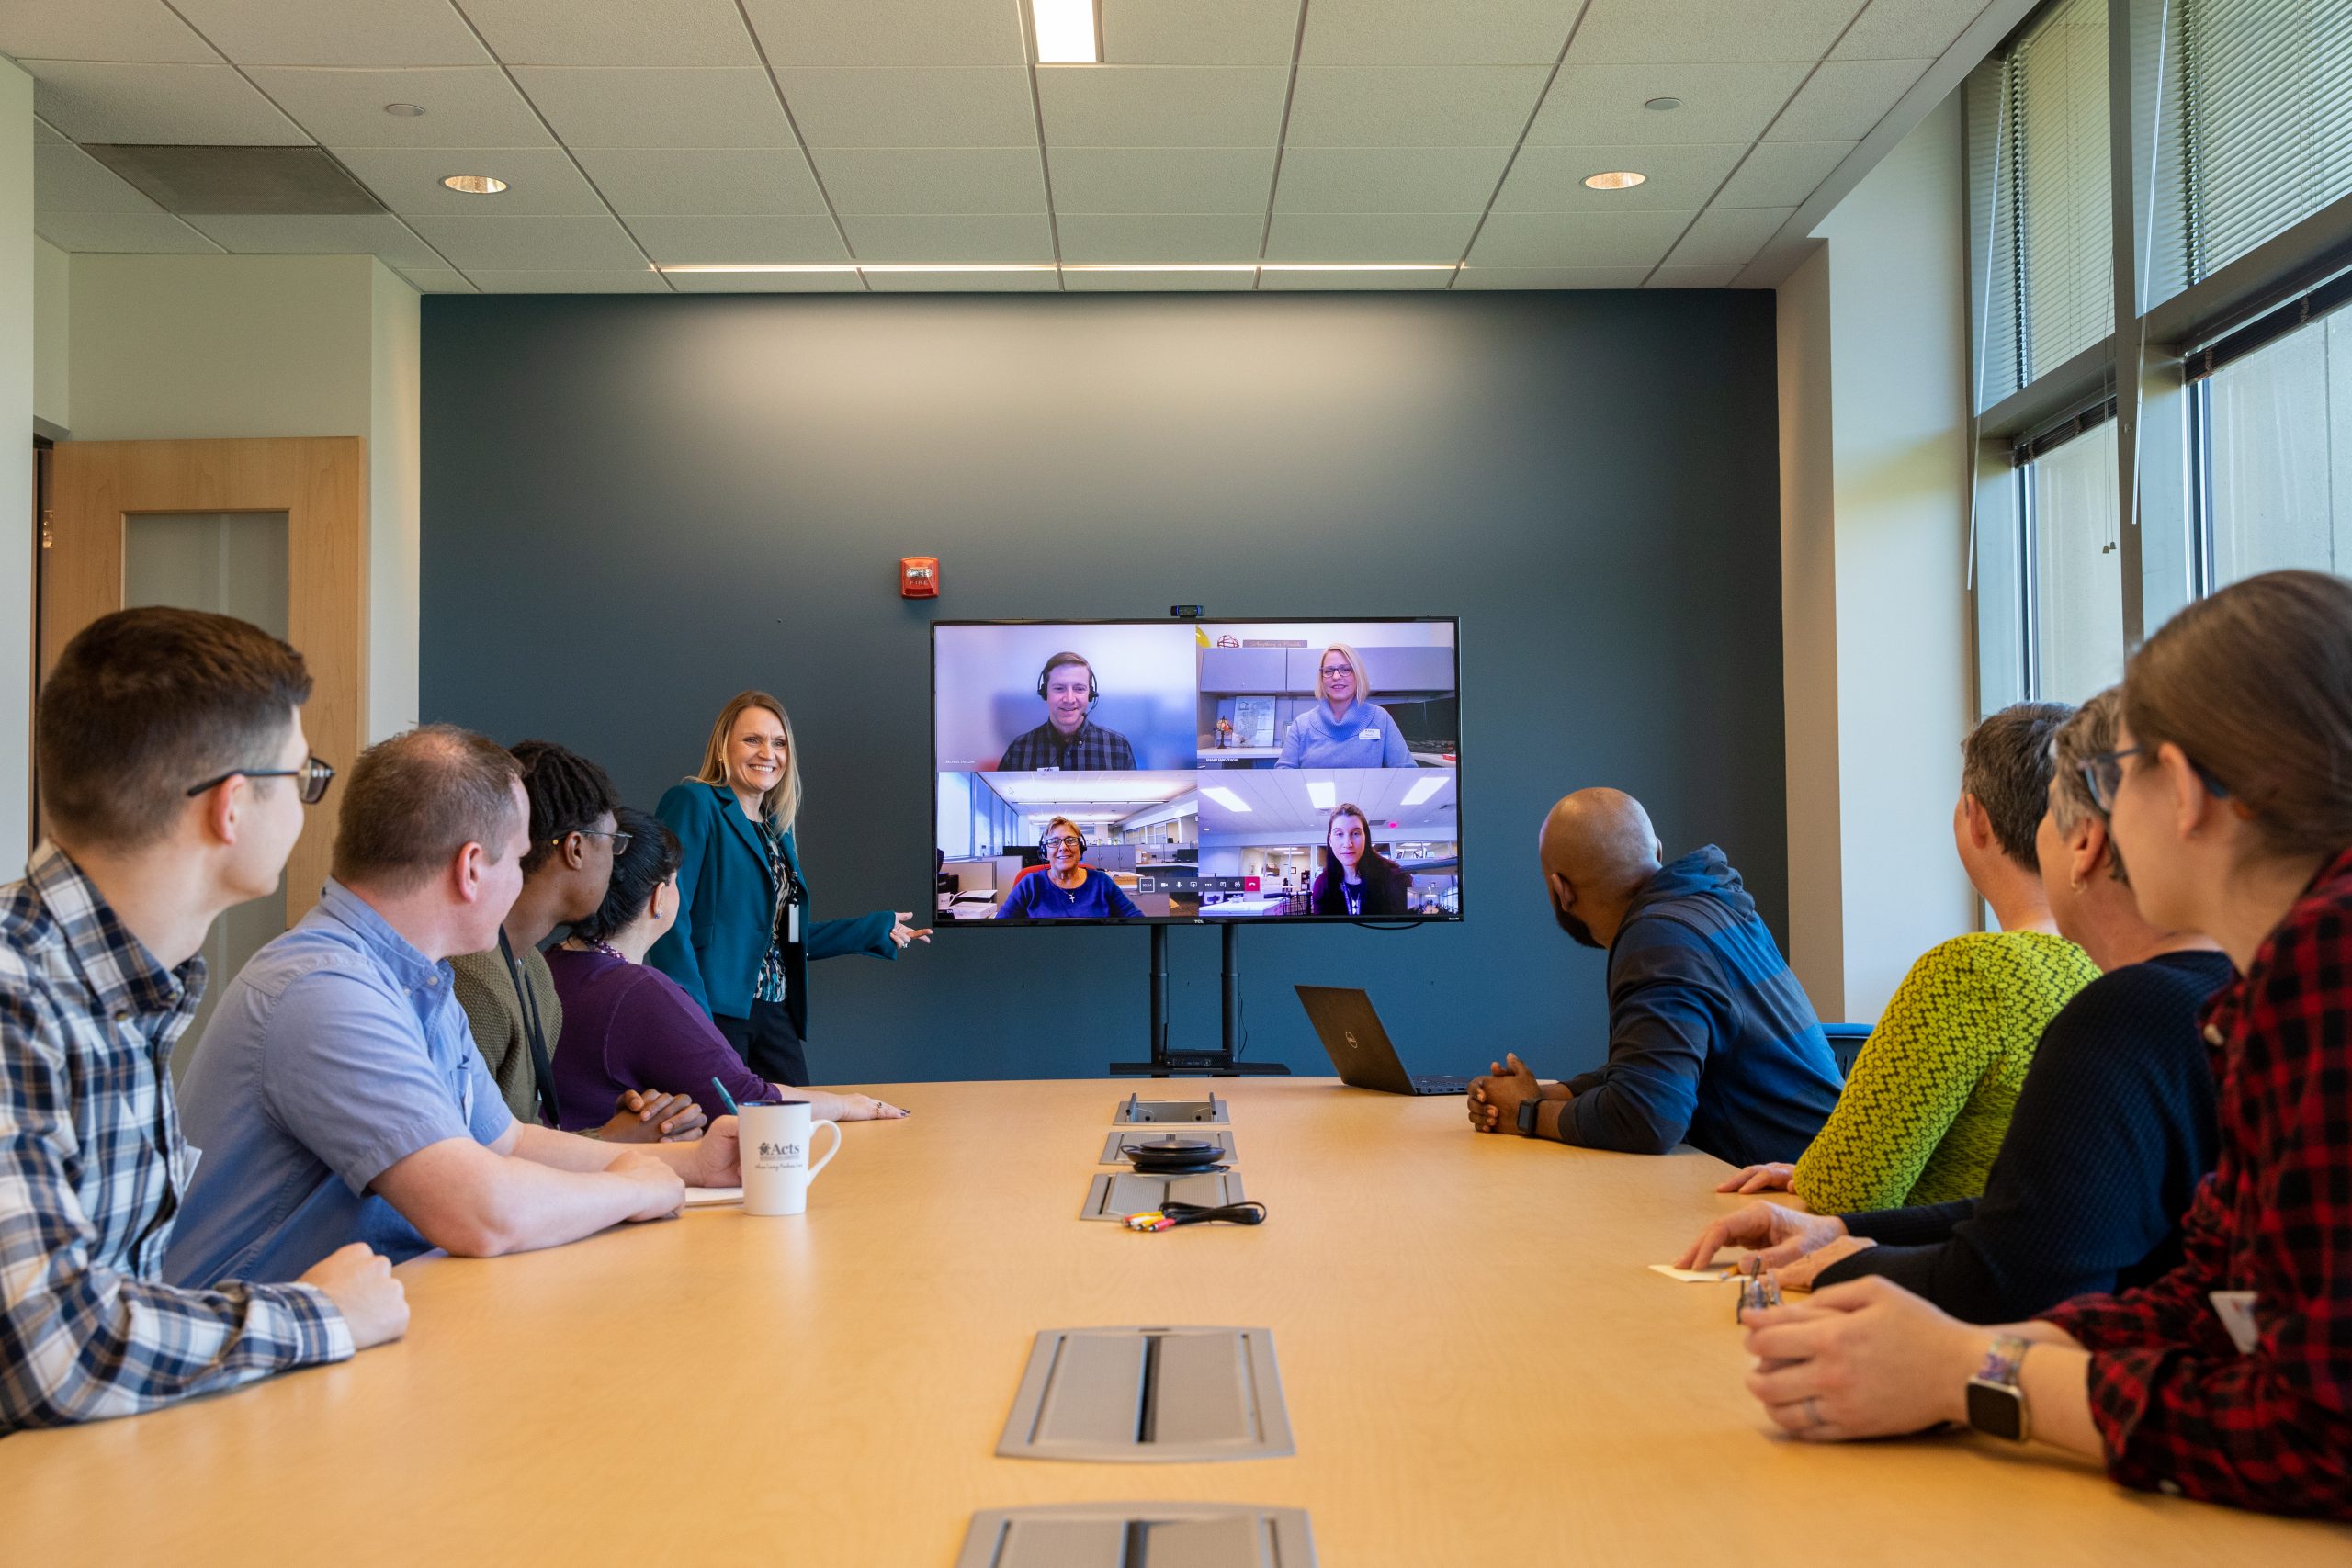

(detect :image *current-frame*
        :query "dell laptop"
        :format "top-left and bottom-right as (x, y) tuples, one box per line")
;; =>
(1294, 986), (1475, 1096)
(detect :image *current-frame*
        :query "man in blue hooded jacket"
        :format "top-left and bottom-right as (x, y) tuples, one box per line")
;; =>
(1467, 789), (1841, 1167)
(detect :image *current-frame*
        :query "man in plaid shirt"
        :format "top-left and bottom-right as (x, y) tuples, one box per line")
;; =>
(0, 609), (407, 1435)
(996, 651), (1136, 771)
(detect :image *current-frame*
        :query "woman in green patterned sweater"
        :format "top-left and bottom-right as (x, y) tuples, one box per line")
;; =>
(1722, 704), (2098, 1213)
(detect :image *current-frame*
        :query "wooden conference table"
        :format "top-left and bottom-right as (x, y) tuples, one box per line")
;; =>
(6, 1078), (2348, 1566)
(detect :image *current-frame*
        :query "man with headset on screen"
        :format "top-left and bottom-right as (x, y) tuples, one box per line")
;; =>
(998, 652), (1137, 771)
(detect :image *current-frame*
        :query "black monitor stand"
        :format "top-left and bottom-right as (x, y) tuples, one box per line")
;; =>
(1111, 924), (1293, 1077)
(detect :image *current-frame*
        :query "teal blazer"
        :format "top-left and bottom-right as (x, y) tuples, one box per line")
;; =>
(647, 780), (899, 1034)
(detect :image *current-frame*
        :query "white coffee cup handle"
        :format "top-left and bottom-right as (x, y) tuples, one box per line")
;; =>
(805, 1120), (841, 1182)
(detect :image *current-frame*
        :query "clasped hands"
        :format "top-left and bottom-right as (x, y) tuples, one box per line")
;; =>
(1464, 1052), (1560, 1134)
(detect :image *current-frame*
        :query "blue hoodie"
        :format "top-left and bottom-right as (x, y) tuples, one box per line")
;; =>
(1274, 699), (1414, 768)
(1557, 846), (1842, 1167)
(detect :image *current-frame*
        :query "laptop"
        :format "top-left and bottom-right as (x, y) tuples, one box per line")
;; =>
(1293, 986), (1475, 1096)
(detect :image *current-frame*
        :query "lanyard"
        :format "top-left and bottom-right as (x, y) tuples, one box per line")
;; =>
(498, 929), (561, 1128)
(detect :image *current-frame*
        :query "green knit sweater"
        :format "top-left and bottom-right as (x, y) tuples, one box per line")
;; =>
(1792, 930), (2098, 1214)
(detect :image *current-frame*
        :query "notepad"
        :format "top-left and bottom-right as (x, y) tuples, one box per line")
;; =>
(684, 1186), (744, 1207)
(1649, 1262), (1740, 1283)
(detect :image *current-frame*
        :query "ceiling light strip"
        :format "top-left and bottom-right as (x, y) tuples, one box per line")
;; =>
(1031, 0), (1101, 63)
(655, 262), (1463, 276)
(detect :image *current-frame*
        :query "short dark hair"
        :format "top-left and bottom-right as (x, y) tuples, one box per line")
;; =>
(574, 807), (682, 944)
(331, 725), (524, 893)
(38, 607), (313, 851)
(1962, 702), (2075, 870)
(509, 740), (620, 875)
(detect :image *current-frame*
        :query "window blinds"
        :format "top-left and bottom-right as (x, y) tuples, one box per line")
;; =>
(2013, 0), (2117, 384)
(2181, 0), (2352, 284)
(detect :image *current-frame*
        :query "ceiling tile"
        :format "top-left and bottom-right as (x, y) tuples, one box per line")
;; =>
(1263, 210), (1478, 261)
(1038, 66), (1289, 147)
(1054, 212), (1267, 263)
(394, 266), (476, 291)
(35, 144), (166, 213)
(1258, 266), (1454, 288)
(666, 270), (864, 291)
(1064, 267), (1257, 290)
(27, 61), (311, 144)
(811, 147), (1046, 216)
(1272, 145), (1510, 213)
(455, 0), (759, 67)
(0, 0), (215, 64)
(247, 67), (556, 148)
(334, 146), (606, 216)
(1100, 0), (1299, 65)
(171, 0), (491, 66)
(1284, 65), (1549, 146)
(1467, 209), (1693, 268)
(864, 269), (1059, 291)
(776, 67), (1037, 148)
(1568, 0), (1865, 64)
(510, 67), (795, 148)
(1456, 264), (1651, 288)
(1766, 58), (1929, 141)
(1664, 205), (1793, 265)
(186, 212), (447, 268)
(469, 269), (672, 292)
(1046, 147), (1274, 214)
(1299, 0), (1584, 64)
(1495, 142), (1743, 211)
(839, 212), (1056, 262)
(625, 214), (850, 264)
(1527, 62), (1809, 144)
(741, 0), (1025, 66)
(1646, 263), (1743, 286)
(571, 147), (829, 215)
(405, 212), (650, 269)
(34, 210), (223, 252)
(1833, 0), (1981, 60)
(1715, 140), (1852, 206)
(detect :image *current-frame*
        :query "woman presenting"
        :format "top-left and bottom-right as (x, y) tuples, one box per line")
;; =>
(994, 816), (1144, 919)
(1275, 643), (1415, 768)
(650, 690), (926, 1085)
(1310, 803), (1411, 916)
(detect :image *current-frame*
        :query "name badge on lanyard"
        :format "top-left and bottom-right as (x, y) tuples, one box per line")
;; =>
(786, 901), (801, 943)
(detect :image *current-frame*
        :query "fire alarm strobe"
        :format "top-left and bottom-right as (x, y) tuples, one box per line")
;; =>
(899, 557), (940, 598)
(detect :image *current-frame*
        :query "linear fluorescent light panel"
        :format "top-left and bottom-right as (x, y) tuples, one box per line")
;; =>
(1032, 0), (1100, 62)
(1401, 777), (1448, 806)
(1306, 782), (1337, 809)
(1202, 786), (1250, 813)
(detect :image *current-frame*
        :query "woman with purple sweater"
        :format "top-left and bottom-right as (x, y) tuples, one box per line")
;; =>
(547, 808), (907, 1129)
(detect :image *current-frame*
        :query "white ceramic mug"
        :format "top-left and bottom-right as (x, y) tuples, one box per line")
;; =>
(741, 1100), (841, 1216)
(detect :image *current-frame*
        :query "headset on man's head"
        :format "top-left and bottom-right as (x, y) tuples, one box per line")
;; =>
(1035, 652), (1098, 705)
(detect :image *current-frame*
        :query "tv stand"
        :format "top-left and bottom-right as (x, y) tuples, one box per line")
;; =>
(1110, 924), (1293, 1077)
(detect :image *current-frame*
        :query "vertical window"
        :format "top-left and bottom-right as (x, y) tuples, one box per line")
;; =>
(2200, 307), (2352, 583)
(2181, 0), (2352, 283)
(2013, 0), (2117, 382)
(2025, 417), (2127, 700)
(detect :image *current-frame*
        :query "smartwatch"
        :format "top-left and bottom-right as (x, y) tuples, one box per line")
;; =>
(1515, 1097), (1541, 1137)
(1964, 1333), (2032, 1442)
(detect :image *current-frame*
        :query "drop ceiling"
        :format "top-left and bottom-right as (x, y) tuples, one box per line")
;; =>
(12, 0), (2030, 294)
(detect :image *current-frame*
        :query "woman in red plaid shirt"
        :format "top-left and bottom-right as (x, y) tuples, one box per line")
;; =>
(1735, 570), (2352, 1519)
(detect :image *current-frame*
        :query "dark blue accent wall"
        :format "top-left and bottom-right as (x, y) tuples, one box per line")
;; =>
(421, 289), (1784, 1084)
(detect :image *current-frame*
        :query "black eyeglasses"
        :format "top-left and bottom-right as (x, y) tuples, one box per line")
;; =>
(1318, 665), (1352, 679)
(569, 829), (634, 854)
(2081, 746), (2233, 813)
(186, 755), (335, 806)
(1041, 835), (1084, 852)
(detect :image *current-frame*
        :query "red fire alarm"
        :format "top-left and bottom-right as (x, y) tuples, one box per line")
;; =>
(899, 557), (940, 598)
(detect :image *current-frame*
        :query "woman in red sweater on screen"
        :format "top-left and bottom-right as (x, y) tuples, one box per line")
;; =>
(1731, 570), (2352, 1520)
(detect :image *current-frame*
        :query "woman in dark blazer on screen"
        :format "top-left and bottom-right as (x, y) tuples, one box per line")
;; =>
(650, 689), (927, 1085)
(1309, 802), (1412, 917)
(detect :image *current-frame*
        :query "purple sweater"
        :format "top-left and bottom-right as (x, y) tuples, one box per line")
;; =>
(544, 945), (778, 1130)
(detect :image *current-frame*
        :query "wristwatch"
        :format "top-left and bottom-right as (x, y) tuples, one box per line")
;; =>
(1964, 1333), (2032, 1442)
(1516, 1097), (1541, 1137)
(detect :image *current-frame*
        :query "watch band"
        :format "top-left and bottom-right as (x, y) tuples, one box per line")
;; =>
(1964, 1332), (2033, 1443)
(1974, 1333), (2030, 1386)
(1516, 1097), (1541, 1137)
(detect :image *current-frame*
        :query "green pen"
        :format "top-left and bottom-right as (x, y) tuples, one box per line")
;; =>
(710, 1076), (741, 1115)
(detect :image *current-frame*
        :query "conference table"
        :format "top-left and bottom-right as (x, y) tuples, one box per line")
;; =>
(6, 1078), (2348, 1565)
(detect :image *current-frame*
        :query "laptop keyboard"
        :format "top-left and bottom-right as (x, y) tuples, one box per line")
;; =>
(1412, 1076), (1473, 1096)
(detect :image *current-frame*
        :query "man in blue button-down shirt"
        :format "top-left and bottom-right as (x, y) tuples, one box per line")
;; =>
(170, 726), (744, 1288)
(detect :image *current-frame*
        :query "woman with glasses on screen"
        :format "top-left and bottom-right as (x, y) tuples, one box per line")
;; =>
(994, 816), (1143, 919)
(1310, 803), (1411, 917)
(649, 689), (926, 1086)
(1275, 643), (1415, 769)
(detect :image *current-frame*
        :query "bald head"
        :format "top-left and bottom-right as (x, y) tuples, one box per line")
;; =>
(1539, 789), (1664, 949)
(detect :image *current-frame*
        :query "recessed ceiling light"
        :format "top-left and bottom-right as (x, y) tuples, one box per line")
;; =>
(1583, 170), (1646, 191)
(1643, 96), (1681, 112)
(442, 175), (507, 195)
(1201, 786), (1251, 814)
(1031, 0), (1100, 63)
(384, 102), (426, 118)
(1306, 781), (1337, 809)
(1401, 777), (1449, 806)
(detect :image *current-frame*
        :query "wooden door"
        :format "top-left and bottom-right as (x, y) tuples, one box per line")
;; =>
(40, 437), (367, 926)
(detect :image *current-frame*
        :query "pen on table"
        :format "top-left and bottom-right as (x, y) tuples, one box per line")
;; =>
(710, 1077), (741, 1115)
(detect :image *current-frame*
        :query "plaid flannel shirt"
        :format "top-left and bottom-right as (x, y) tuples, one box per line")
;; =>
(0, 846), (351, 1435)
(997, 718), (1136, 772)
(2039, 846), (2352, 1518)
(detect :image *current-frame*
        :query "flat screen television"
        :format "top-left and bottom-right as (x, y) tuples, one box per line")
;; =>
(933, 618), (1461, 926)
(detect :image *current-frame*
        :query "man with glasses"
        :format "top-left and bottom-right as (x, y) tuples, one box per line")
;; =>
(998, 652), (1136, 771)
(1, 608), (407, 1433)
(448, 740), (706, 1141)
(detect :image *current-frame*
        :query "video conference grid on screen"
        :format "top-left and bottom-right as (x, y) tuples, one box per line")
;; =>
(933, 619), (1461, 925)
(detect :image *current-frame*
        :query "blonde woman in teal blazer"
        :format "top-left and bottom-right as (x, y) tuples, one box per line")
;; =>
(649, 690), (928, 1084)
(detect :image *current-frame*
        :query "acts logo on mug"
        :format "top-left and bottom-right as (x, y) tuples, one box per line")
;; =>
(741, 1102), (840, 1216)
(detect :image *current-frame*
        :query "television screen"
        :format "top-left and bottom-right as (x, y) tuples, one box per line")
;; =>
(933, 619), (1461, 925)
